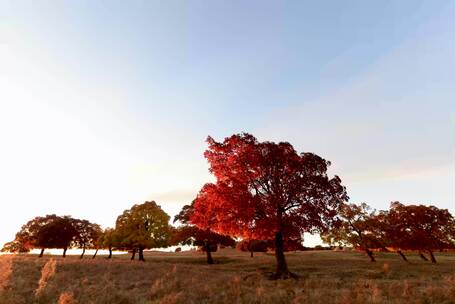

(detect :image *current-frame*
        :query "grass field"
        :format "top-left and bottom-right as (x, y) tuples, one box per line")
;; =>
(1, 249), (455, 304)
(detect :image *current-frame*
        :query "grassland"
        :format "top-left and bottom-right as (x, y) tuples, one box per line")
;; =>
(1, 249), (455, 304)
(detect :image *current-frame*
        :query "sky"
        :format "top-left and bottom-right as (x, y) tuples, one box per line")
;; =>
(0, 1), (454, 248)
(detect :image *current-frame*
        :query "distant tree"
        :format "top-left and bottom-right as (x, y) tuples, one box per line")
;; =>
(72, 219), (102, 259)
(172, 202), (235, 264)
(190, 134), (348, 278)
(41, 216), (78, 257)
(236, 238), (303, 257)
(236, 239), (269, 257)
(384, 202), (455, 263)
(322, 203), (383, 262)
(12, 214), (77, 257)
(371, 210), (410, 262)
(283, 237), (306, 252)
(97, 228), (117, 259)
(115, 201), (171, 261)
(1, 240), (29, 253)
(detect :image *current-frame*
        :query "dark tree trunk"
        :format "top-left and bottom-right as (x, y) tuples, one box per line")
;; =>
(62, 247), (67, 258)
(130, 248), (136, 260)
(365, 248), (376, 262)
(428, 250), (437, 263)
(92, 249), (98, 259)
(397, 250), (408, 262)
(108, 247), (112, 259)
(419, 251), (429, 261)
(138, 247), (145, 262)
(274, 231), (292, 279)
(250, 251), (254, 258)
(80, 247), (85, 259)
(204, 241), (214, 264)
(39, 248), (44, 257)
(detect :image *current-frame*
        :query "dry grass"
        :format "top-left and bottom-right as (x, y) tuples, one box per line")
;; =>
(57, 291), (78, 304)
(0, 255), (13, 292)
(0, 249), (454, 303)
(35, 258), (57, 297)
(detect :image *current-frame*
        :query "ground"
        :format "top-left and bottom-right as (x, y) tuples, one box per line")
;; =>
(1, 249), (455, 304)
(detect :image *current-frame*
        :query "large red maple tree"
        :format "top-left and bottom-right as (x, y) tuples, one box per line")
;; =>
(190, 133), (348, 278)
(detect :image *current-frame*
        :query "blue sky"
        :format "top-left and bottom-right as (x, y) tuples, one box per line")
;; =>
(0, 1), (454, 247)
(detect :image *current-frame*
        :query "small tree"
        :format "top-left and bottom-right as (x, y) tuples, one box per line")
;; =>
(322, 203), (383, 262)
(236, 239), (269, 257)
(72, 219), (102, 259)
(95, 228), (117, 259)
(191, 133), (348, 278)
(172, 203), (235, 264)
(385, 202), (455, 263)
(115, 201), (171, 261)
(1, 240), (29, 253)
(12, 214), (77, 257)
(40, 216), (78, 257)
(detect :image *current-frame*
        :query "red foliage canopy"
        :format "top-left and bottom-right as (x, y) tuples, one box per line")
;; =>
(190, 133), (348, 247)
(385, 202), (455, 252)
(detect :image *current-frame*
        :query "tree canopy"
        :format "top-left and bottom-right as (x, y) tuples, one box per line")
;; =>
(115, 201), (171, 261)
(11, 214), (78, 257)
(190, 133), (348, 278)
(384, 202), (455, 263)
(72, 219), (102, 258)
(172, 202), (235, 264)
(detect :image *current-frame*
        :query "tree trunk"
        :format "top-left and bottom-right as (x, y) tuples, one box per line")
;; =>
(250, 251), (254, 258)
(397, 250), (408, 262)
(365, 248), (376, 262)
(92, 249), (98, 259)
(138, 247), (145, 262)
(80, 247), (85, 259)
(62, 247), (67, 258)
(419, 251), (429, 261)
(39, 248), (44, 257)
(108, 247), (112, 259)
(130, 248), (136, 260)
(428, 250), (437, 263)
(204, 241), (214, 264)
(274, 231), (292, 279)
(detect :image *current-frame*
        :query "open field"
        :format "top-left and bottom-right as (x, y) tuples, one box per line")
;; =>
(1, 249), (455, 304)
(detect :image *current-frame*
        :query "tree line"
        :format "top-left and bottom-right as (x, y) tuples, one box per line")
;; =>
(2, 133), (454, 279)
(322, 202), (455, 263)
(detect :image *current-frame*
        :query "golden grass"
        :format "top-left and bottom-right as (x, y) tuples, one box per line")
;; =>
(0, 255), (13, 292)
(0, 249), (454, 303)
(57, 291), (78, 304)
(35, 258), (57, 297)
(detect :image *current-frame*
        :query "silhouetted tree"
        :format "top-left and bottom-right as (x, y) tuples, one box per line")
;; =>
(236, 238), (303, 257)
(1, 240), (29, 253)
(384, 202), (455, 263)
(190, 133), (348, 279)
(11, 215), (77, 257)
(172, 203), (235, 264)
(95, 228), (117, 259)
(115, 201), (171, 261)
(72, 219), (102, 258)
(42, 216), (78, 257)
(236, 239), (269, 257)
(322, 203), (383, 262)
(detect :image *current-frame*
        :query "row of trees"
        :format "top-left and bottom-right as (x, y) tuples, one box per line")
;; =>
(1, 202), (172, 261)
(2, 215), (102, 258)
(2, 133), (454, 279)
(322, 202), (455, 263)
(1, 201), (236, 263)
